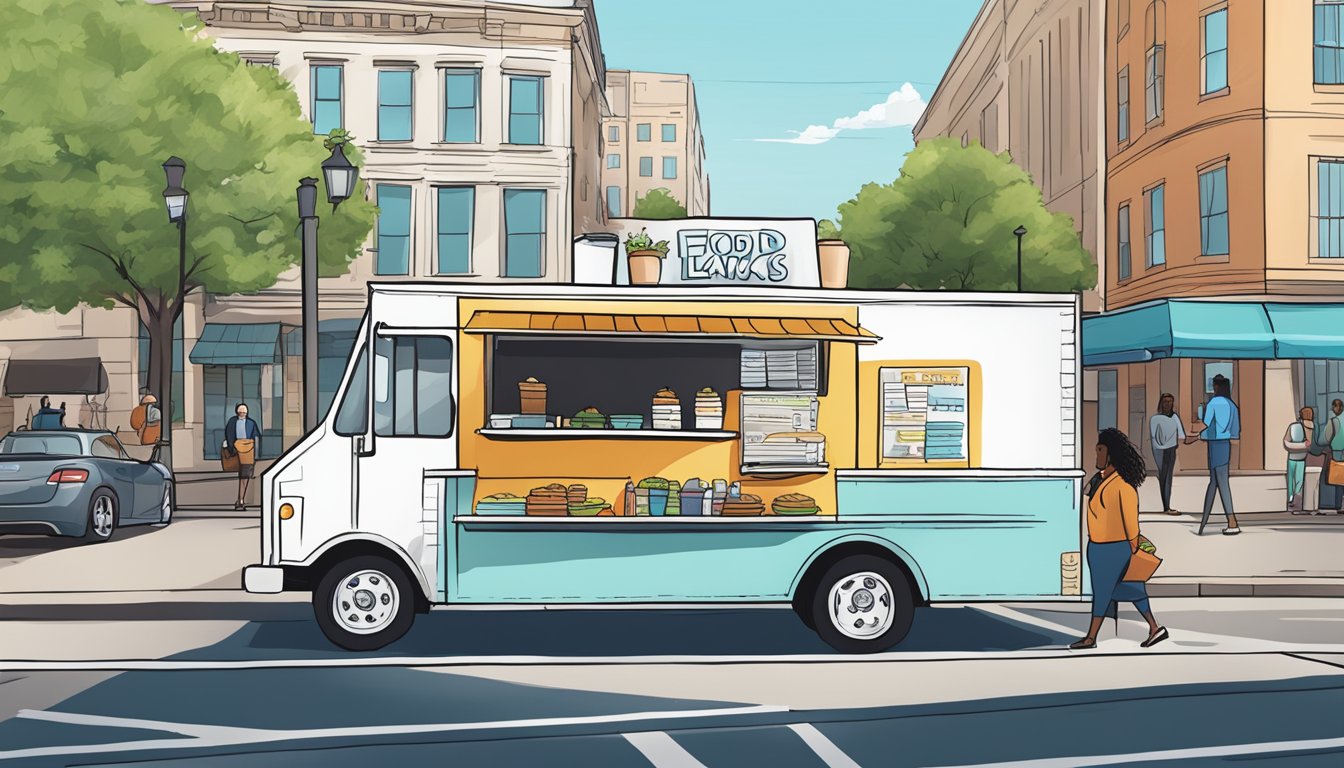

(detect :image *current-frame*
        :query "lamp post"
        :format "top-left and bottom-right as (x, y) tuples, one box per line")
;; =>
(1013, 224), (1028, 292)
(160, 156), (189, 472)
(299, 140), (358, 433)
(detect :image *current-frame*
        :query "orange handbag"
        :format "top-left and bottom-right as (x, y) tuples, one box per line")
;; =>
(220, 445), (240, 473)
(1124, 535), (1163, 582)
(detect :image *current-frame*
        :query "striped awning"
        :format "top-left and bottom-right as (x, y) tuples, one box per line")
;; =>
(463, 311), (879, 343)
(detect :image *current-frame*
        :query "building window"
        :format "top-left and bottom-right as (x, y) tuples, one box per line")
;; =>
(503, 189), (546, 278)
(879, 367), (970, 464)
(662, 123), (676, 142)
(607, 153), (620, 169)
(507, 75), (544, 145)
(1202, 9), (1228, 94)
(375, 184), (412, 276)
(608, 125), (620, 142)
(310, 64), (343, 135)
(1316, 0), (1344, 84)
(377, 70), (413, 142)
(1117, 204), (1132, 281)
(443, 69), (480, 143)
(373, 335), (454, 438)
(1144, 184), (1166, 267)
(1199, 166), (1229, 256)
(435, 187), (474, 275)
(662, 156), (677, 180)
(1117, 66), (1130, 143)
(606, 186), (621, 217)
(639, 157), (653, 177)
(1097, 370), (1118, 430)
(1315, 158), (1344, 257)
(1144, 1), (1165, 122)
(637, 123), (651, 142)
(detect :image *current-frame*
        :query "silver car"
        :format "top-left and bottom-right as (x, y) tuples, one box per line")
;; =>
(0, 430), (174, 542)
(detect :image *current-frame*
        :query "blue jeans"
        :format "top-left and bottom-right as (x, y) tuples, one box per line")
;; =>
(1201, 440), (1235, 528)
(1087, 540), (1151, 618)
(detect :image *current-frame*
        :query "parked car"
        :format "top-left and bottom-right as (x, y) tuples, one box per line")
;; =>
(0, 430), (173, 542)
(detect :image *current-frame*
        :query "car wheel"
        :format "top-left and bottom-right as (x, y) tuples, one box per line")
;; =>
(82, 490), (118, 544)
(810, 554), (915, 654)
(152, 486), (173, 527)
(313, 555), (416, 652)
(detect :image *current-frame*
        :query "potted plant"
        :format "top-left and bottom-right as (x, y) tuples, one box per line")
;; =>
(624, 228), (669, 285)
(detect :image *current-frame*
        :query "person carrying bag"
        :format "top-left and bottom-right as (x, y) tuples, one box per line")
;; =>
(223, 403), (261, 511)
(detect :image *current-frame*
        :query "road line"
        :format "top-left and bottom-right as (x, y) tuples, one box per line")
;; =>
(623, 732), (708, 768)
(788, 723), (862, 768)
(922, 734), (1344, 767)
(1, 705), (784, 762)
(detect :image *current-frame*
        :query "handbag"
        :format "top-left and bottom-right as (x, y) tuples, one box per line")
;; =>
(220, 445), (240, 473)
(1124, 534), (1163, 582)
(1328, 457), (1344, 487)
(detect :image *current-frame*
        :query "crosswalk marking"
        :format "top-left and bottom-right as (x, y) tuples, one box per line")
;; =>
(624, 732), (708, 768)
(789, 723), (862, 768)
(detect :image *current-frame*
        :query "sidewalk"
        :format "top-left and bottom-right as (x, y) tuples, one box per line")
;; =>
(173, 459), (273, 512)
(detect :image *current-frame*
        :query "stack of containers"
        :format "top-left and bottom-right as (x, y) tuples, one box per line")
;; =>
(710, 479), (728, 516)
(518, 378), (547, 414)
(694, 388), (724, 430)
(679, 478), (707, 516)
(651, 388), (681, 430)
(666, 480), (682, 515)
(741, 349), (767, 388)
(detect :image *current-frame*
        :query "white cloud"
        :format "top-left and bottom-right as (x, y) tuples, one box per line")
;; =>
(753, 83), (926, 145)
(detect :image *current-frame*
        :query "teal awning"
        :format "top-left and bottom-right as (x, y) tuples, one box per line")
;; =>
(1082, 300), (1276, 366)
(189, 323), (284, 366)
(1264, 303), (1344, 359)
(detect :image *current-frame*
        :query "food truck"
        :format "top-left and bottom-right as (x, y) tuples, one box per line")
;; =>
(244, 283), (1085, 653)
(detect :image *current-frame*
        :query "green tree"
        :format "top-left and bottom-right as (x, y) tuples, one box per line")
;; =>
(0, 0), (376, 467)
(631, 188), (688, 219)
(817, 219), (841, 240)
(833, 138), (1095, 292)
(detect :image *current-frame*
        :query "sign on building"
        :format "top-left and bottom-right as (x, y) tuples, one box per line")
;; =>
(607, 218), (821, 288)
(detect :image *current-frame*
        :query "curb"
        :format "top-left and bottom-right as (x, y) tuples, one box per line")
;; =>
(1148, 580), (1344, 598)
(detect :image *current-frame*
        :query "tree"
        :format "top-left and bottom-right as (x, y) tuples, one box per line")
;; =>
(632, 188), (688, 219)
(832, 138), (1095, 292)
(817, 219), (841, 240)
(0, 0), (376, 468)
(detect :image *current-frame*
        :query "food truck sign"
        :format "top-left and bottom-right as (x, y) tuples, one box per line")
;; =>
(610, 218), (821, 288)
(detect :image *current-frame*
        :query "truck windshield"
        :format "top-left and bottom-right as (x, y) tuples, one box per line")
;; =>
(334, 345), (369, 436)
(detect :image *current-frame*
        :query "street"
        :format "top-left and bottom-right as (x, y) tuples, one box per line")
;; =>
(3, 517), (1344, 766)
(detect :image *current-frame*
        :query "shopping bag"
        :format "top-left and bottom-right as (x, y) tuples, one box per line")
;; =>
(220, 446), (240, 473)
(1328, 459), (1344, 486)
(1124, 535), (1162, 582)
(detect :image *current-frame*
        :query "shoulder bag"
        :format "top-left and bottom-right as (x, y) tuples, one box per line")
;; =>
(1124, 534), (1163, 582)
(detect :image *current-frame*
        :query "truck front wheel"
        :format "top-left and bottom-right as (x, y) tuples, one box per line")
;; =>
(810, 554), (915, 654)
(314, 555), (415, 651)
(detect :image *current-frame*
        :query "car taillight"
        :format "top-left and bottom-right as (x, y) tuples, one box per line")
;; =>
(47, 469), (89, 485)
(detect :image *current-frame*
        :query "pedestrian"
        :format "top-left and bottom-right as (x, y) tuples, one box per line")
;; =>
(1149, 393), (1184, 515)
(130, 393), (162, 446)
(223, 403), (261, 511)
(1184, 374), (1241, 535)
(1284, 407), (1314, 514)
(1313, 398), (1344, 516)
(1071, 427), (1168, 650)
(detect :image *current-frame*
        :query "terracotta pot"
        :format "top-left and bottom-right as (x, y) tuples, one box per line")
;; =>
(817, 239), (850, 289)
(627, 251), (664, 285)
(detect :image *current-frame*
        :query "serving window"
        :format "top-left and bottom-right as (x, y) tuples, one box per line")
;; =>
(879, 366), (970, 466)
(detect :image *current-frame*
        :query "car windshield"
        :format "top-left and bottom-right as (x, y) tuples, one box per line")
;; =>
(0, 434), (84, 456)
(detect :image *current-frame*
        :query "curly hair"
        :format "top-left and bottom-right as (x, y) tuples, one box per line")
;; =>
(1098, 427), (1146, 488)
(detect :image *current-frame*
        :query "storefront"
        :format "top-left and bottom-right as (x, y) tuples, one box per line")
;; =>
(189, 322), (289, 461)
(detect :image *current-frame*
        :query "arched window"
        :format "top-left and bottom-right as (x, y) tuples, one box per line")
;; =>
(1144, 1), (1166, 122)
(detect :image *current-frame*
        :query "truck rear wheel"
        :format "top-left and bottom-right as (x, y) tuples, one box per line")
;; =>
(314, 555), (415, 651)
(810, 554), (915, 654)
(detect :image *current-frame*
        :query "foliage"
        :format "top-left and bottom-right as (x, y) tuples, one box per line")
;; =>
(817, 219), (841, 240)
(623, 228), (670, 258)
(631, 188), (688, 220)
(831, 138), (1095, 292)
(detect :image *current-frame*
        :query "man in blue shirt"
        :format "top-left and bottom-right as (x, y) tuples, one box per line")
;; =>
(1185, 374), (1241, 535)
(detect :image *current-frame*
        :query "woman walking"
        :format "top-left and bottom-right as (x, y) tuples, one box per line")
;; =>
(1072, 427), (1168, 650)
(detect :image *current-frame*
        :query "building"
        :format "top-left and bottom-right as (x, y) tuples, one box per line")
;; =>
(601, 70), (709, 218)
(913, 0), (1106, 314)
(1083, 0), (1344, 479)
(0, 0), (609, 470)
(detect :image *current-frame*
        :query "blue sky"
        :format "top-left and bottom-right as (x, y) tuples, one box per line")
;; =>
(594, 0), (983, 221)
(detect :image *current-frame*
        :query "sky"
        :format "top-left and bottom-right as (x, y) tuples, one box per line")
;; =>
(593, 0), (984, 221)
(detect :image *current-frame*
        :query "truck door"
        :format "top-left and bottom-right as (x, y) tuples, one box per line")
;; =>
(354, 327), (457, 547)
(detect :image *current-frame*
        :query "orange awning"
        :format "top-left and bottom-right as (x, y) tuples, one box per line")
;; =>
(463, 311), (879, 343)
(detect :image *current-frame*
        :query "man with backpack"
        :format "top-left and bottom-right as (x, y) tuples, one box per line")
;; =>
(1314, 399), (1344, 515)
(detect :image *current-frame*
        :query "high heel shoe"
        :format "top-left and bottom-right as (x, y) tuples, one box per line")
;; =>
(1140, 627), (1169, 648)
(1069, 637), (1097, 650)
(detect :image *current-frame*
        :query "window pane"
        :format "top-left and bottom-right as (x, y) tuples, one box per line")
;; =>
(445, 71), (477, 108)
(609, 125), (620, 142)
(1152, 185), (1165, 229)
(334, 345), (369, 435)
(606, 186), (621, 217)
(376, 185), (412, 276)
(1097, 370), (1118, 430)
(436, 187), (474, 274)
(509, 114), (541, 145)
(444, 71), (479, 143)
(378, 106), (412, 141)
(415, 337), (454, 437)
(393, 337), (415, 436)
(637, 124), (651, 141)
(315, 66), (341, 99)
(1205, 50), (1228, 93)
(508, 76), (543, 145)
(1118, 205), (1131, 280)
(607, 154), (620, 168)
(639, 157), (653, 177)
(312, 66), (343, 135)
(1205, 10), (1227, 54)
(504, 189), (546, 278)
(662, 123), (676, 142)
(1151, 230), (1166, 265)
(662, 156), (677, 179)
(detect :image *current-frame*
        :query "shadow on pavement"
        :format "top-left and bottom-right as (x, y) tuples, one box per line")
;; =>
(0, 526), (157, 559)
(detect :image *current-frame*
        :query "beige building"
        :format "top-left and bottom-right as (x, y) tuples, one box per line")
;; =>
(602, 70), (709, 218)
(913, 0), (1106, 313)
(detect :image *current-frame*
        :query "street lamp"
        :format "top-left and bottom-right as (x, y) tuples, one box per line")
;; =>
(300, 141), (360, 433)
(1013, 224), (1028, 292)
(160, 156), (189, 472)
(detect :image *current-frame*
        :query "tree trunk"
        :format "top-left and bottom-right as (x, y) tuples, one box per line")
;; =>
(156, 306), (175, 474)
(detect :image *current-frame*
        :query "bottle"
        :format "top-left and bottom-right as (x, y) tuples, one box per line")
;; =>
(729, 481), (742, 499)
(622, 481), (635, 517)
(711, 479), (728, 516)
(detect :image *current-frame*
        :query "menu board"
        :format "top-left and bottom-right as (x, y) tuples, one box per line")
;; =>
(880, 367), (968, 461)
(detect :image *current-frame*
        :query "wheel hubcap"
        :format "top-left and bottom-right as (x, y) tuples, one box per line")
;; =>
(828, 571), (895, 640)
(93, 497), (114, 537)
(332, 569), (399, 635)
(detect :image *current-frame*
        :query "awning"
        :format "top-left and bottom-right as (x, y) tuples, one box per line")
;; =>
(463, 311), (880, 343)
(2, 358), (108, 396)
(284, 318), (362, 357)
(1264, 303), (1344, 359)
(189, 323), (284, 365)
(1082, 300), (1276, 366)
